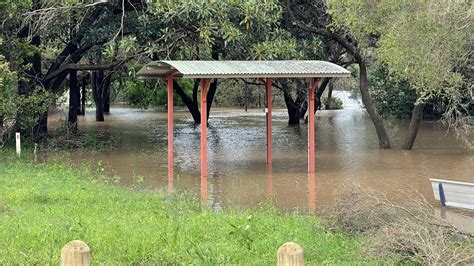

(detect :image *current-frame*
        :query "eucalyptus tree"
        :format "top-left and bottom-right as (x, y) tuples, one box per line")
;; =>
(327, 0), (472, 149)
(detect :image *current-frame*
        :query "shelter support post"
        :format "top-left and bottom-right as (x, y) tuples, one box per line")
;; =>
(265, 78), (272, 164)
(166, 76), (174, 190)
(201, 79), (210, 178)
(308, 78), (319, 173)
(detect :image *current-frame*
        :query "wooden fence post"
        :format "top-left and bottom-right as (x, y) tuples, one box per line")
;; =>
(277, 242), (304, 266)
(61, 240), (90, 266)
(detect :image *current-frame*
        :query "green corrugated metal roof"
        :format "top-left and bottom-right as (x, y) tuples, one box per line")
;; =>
(138, 60), (351, 79)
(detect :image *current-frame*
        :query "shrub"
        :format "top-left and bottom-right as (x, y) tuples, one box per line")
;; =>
(368, 64), (416, 118)
(1, 51), (54, 146)
(323, 184), (474, 264)
(121, 77), (193, 108)
(322, 96), (343, 110)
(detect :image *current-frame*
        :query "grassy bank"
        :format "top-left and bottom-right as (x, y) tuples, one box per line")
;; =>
(0, 159), (377, 264)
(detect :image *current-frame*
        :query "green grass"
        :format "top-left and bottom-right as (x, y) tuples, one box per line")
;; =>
(0, 159), (378, 264)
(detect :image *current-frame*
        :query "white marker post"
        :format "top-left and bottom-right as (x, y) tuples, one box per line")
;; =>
(34, 143), (38, 162)
(15, 132), (21, 157)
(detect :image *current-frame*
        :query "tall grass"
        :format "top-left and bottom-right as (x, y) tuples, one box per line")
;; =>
(0, 159), (376, 264)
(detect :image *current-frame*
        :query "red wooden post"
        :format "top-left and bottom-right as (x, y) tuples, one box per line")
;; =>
(166, 76), (174, 187)
(308, 78), (318, 173)
(201, 79), (210, 178)
(265, 78), (272, 164)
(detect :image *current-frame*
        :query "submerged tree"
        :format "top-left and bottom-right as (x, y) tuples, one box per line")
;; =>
(287, 0), (392, 148)
(328, 0), (473, 149)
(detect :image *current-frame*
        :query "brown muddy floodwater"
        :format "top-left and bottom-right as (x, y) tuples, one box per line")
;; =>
(47, 91), (473, 231)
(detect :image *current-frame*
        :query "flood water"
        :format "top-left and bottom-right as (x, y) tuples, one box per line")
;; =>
(47, 91), (473, 231)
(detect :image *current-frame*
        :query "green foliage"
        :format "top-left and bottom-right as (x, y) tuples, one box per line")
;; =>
(213, 80), (285, 108)
(0, 50), (54, 145)
(121, 77), (193, 108)
(376, 1), (468, 97)
(0, 49), (16, 114)
(251, 29), (302, 60)
(16, 89), (55, 131)
(0, 51), (16, 146)
(368, 64), (416, 118)
(328, 0), (470, 94)
(0, 160), (383, 264)
(122, 79), (163, 108)
(145, 1), (288, 60)
(322, 96), (343, 110)
(328, 0), (472, 140)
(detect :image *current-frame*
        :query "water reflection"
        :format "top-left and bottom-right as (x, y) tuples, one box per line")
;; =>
(168, 168), (174, 192)
(308, 172), (316, 213)
(201, 174), (207, 207)
(265, 164), (273, 200)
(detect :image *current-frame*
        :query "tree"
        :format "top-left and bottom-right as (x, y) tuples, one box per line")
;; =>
(143, 1), (285, 125)
(0, 1), (54, 142)
(328, 0), (472, 149)
(287, 0), (392, 148)
(1, 1), (166, 136)
(0, 41), (17, 146)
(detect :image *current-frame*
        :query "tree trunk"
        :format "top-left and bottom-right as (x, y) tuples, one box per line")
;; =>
(192, 79), (199, 108)
(28, 33), (47, 139)
(244, 83), (249, 112)
(80, 74), (87, 115)
(277, 79), (306, 125)
(34, 112), (48, 140)
(402, 103), (424, 150)
(173, 76), (219, 125)
(17, 30), (41, 95)
(207, 79), (217, 120)
(92, 71), (104, 122)
(104, 82), (111, 114)
(316, 78), (330, 109)
(287, 4), (391, 149)
(33, 33), (48, 138)
(68, 70), (80, 131)
(17, 28), (46, 138)
(359, 62), (391, 149)
(206, 47), (219, 120)
(258, 89), (262, 108)
(325, 81), (334, 110)
(174, 80), (201, 124)
(96, 104), (104, 122)
(283, 90), (301, 125)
